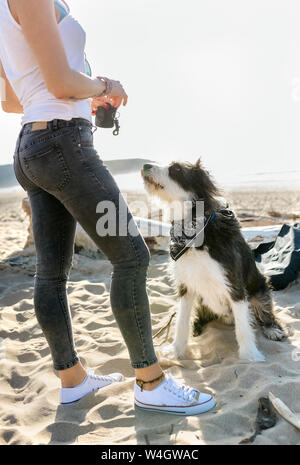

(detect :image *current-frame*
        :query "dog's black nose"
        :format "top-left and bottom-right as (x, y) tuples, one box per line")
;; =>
(142, 164), (153, 175)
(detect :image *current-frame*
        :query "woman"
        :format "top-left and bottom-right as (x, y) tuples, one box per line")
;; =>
(0, 0), (215, 415)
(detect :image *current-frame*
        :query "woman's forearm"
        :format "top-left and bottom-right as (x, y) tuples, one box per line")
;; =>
(48, 69), (106, 100)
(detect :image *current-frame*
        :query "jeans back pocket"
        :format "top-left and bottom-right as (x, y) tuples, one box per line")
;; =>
(78, 126), (94, 148)
(21, 144), (71, 192)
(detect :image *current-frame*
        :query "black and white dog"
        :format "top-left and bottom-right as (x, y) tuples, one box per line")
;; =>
(141, 159), (286, 362)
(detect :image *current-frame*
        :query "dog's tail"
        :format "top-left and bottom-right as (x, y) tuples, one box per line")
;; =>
(249, 289), (287, 340)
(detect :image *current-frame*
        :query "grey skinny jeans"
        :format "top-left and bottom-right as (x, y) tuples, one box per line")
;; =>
(13, 117), (158, 371)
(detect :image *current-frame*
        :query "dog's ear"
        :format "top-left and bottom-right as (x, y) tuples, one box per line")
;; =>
(191, 162), (220, 202)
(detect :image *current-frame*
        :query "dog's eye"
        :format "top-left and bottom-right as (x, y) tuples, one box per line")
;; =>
(170, 164), (181, 174)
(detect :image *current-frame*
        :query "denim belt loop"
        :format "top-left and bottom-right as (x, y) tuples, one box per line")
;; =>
(52, 119), (59, 131)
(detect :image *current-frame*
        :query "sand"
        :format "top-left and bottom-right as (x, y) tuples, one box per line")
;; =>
(0, 190), (300, 445)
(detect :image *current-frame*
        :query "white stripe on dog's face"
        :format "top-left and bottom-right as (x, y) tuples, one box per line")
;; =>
(141, 163), (191, 203)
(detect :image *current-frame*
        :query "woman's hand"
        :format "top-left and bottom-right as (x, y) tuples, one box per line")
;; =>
(100, 77), (128, 106)
(92, 77), (128, 113)
(91, 95), (124, 115)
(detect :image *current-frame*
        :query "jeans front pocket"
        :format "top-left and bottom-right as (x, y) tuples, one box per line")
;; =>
(22, 144), (71, 192)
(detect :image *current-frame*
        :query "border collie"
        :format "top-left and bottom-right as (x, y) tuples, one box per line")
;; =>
(141, 159), (286, 362)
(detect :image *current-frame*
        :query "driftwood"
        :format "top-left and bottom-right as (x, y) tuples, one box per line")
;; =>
(22, 198), (34, 248)
(269, 392), (300, 431)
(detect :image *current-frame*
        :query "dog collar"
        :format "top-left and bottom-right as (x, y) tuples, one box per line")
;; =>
(170, 212), (217, 261)
(169, 208), (235, 261)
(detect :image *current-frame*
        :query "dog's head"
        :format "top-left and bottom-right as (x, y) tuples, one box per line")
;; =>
(141, 159), (220, 210)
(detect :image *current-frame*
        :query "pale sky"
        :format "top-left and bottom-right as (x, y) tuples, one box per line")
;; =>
(1, 0), (300, 186)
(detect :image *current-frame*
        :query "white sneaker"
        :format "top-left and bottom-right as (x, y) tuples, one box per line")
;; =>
(134, 373), (215, 415)
(60, 371), (124, 404)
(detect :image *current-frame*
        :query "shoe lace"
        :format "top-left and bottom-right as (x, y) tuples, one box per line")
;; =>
(88, 371), (113, 384)
(165, 375), (199, 402)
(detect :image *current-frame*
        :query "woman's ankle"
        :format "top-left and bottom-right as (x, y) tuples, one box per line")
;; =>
(135, 362), (164, 391)
(59, 362), (87, 388)
(140, 375), (165, 391)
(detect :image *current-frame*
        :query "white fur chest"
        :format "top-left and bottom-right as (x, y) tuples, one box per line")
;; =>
(171, 248), (231, 316)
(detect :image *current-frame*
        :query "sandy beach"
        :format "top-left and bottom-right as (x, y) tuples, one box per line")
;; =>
(0, 188), (300, 445)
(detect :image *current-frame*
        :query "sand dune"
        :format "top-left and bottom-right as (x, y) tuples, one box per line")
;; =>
(0, 192), (300, 445)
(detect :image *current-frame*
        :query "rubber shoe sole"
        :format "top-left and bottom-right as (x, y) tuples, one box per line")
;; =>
(134, 395), (216, 416)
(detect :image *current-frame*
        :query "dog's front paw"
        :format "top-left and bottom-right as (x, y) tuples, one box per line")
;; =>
(161, 344), (185, 360)
(262, 325), (287, 341)
(239, 347), (266, 362)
